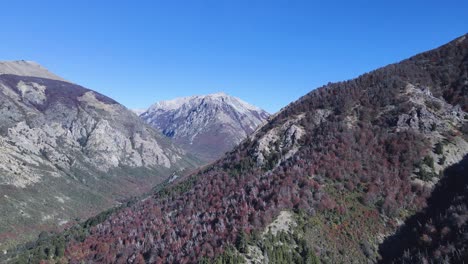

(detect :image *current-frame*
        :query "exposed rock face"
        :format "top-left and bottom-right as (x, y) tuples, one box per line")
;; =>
(253, 113), (308, 167)
(396, 84), (465, 134)
(390, 83), (468, 183)
(0, 64), (197, 250)
(0, 76), (184, 187)
(140, 92), (270, 161)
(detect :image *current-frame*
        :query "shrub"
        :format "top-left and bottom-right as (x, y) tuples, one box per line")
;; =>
(423, 156), (435, 169)
(434, 143), (444, 155)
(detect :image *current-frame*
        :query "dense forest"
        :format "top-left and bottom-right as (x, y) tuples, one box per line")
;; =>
(8, 35), (467, 263)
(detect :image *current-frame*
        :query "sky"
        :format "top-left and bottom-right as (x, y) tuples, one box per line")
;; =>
(0, 0), (467, 113)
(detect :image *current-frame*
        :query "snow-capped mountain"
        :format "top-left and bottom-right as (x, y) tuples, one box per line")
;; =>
(140, 92), (270, 161)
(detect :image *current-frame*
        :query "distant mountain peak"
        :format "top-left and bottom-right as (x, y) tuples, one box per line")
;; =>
(0, 60), (67, 82)
(145, 92), (265, 114)
(141, 92), (270, 161)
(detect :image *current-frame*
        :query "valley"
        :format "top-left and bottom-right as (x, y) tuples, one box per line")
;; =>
(4, 34), (467, 263)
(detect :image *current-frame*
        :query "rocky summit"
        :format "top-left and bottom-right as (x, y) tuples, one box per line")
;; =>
(140, 92), (270, 162)
(0, 61), (198, 251)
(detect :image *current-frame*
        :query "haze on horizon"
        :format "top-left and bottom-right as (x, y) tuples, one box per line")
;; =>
(0, 0), (467, 113)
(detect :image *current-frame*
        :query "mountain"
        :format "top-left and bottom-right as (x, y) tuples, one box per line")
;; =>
(0, 61), (198, 252)
(9, 34), (468, 264)
(140, 92), (270, 161)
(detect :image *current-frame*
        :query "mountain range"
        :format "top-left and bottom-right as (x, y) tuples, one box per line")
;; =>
(3, 34), (468, 263)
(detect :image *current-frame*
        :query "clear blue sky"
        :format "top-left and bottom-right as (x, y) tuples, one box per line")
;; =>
(1, 0), (467, 113)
